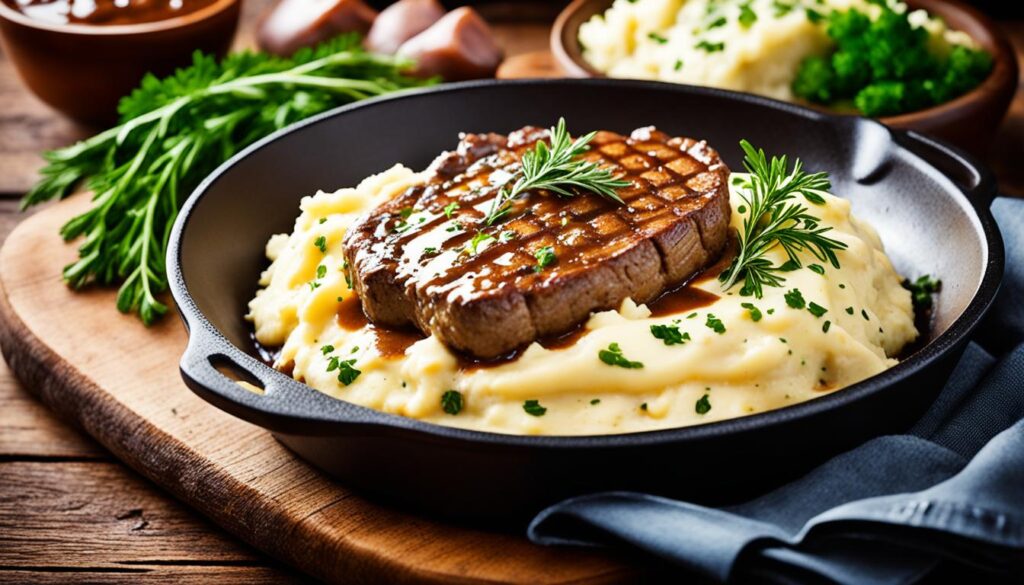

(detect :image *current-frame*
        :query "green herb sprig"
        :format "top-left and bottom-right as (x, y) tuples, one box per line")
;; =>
(483, 118), (629, 226)
(21, 35), (432, 324)
(719, 140), (847, 298)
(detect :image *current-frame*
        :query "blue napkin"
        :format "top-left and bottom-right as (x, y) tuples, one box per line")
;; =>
(528, 198), (1024, 584)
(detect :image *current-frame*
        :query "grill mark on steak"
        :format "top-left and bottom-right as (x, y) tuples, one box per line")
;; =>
(343, 126), (732, 359)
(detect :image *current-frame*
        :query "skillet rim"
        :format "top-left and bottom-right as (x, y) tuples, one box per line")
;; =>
(168, 77), (1005, 447)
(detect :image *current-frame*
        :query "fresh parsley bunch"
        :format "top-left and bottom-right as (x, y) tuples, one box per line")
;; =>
(792, 2), (992, 116)
(22, 35), (433, 325)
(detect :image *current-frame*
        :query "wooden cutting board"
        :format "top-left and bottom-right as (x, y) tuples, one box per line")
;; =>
(0, 194), (636, 584)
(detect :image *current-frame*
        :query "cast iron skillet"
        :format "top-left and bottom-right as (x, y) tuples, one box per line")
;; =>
(168, 79), (1003, 524)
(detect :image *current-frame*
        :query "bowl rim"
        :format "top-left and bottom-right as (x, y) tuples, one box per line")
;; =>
(169, 77), (1005, 448)
(550, 0), (1019, 126)
(0, 0), (238, 36)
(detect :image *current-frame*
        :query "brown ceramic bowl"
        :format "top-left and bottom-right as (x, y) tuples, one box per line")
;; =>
(552, 0), (1018, 154)
(0, 0), (240, 124)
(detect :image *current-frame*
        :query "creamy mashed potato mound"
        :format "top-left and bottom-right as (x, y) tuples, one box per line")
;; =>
(248, 166), (917, 436)
(578, 0), (976, 102)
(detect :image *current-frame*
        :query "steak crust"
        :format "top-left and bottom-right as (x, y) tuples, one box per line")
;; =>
(342, 126), (731, 359)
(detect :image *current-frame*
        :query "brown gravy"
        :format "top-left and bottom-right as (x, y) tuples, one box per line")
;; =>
(5, 0), (219, 26)
(337, 295), (369, 330)
(646, 285), (719, 317)
(372, 326), (424, 359)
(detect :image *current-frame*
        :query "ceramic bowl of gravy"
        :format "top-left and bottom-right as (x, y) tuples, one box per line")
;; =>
(0, 0), (240, 123)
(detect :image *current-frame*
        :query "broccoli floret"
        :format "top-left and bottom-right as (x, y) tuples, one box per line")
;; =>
(792, 56), (835, 103)
(826, 8), (870, 40)
(830, 49), (871, 98)
(792, 2), (993, 116)
(936, 45), (993, 101)
(855, 82), (906, 117)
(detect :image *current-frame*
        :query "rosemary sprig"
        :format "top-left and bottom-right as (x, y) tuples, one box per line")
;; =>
(483, 118), (630, 226)
(719, 140), (847, 298)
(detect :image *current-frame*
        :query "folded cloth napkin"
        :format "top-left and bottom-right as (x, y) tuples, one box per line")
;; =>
(528, 198), (1024, 584)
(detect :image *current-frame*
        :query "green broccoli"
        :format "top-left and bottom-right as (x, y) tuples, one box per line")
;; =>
(792, 56), (835, 103)
(793, 3), (992, 117)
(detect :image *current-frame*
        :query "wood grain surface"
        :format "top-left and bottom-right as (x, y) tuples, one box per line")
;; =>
(0, 4), (1020, 583)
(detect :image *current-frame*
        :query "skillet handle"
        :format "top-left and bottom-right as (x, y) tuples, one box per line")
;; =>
(179, 324), (346, 435)
(893, 130), (997, 209)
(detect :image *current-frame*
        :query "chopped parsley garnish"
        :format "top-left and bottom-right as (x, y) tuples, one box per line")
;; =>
(467, 232), (496, 255)
(807, 302), (828, 318)
(599, 342), (644, 369)
(443, 202), (460, 218)
(523, 399), (547, 416)
(590, 399), (601, 405)
(319, 217), (327, 224)
(808, 264), (825, 275)
(805, 7), (824, 23)
(320, 344), (334, 355)
(695, 40), (725, 52)
(534, 246), (556, 272)
(394, 213), (428, 234)
(499, 230), (517, 243)
(822, 320), (832, 333)
(648, 32), (668, 44)
(705, 313), (726, 334)
(738, 3), (757, 27)
(314, 235), (327, 253)
(441, 390), (463, 415)
(308, 282), (321, 291)
(650, 323), (690, 345)
(741, 302), (762, 321)
(708, 16), (727, 29)
(399, 207), (413, 219)
(785, 289), (806, 309)
(336, 359), (360, 386)
(445, 222), (463, 233)
(687, 312), (698, 319)
(772, 0), (794, 17)
(862, 309), (870, 321)
(423, 246), (438, 256)
(845, 306), (854, 315)
(674, 59), (684, 71)
(906, 274), (941, 310)
(316, 264), (327, 279)
(695, 394), (712, 414)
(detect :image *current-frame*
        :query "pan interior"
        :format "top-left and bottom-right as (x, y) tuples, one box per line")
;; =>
(177, 82), (987, 369)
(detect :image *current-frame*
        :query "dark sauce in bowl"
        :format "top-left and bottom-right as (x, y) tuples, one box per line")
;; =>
(3, 0), (218, 26)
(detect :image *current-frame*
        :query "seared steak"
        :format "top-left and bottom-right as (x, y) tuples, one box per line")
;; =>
(342, 126), (731, 359)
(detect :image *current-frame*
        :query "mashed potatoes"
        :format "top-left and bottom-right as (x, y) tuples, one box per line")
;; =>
(579, 0), (975, 102)
(248, 165), (916, 436)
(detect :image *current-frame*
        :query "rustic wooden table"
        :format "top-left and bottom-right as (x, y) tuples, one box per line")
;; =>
(0, 1), (1020, 580)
